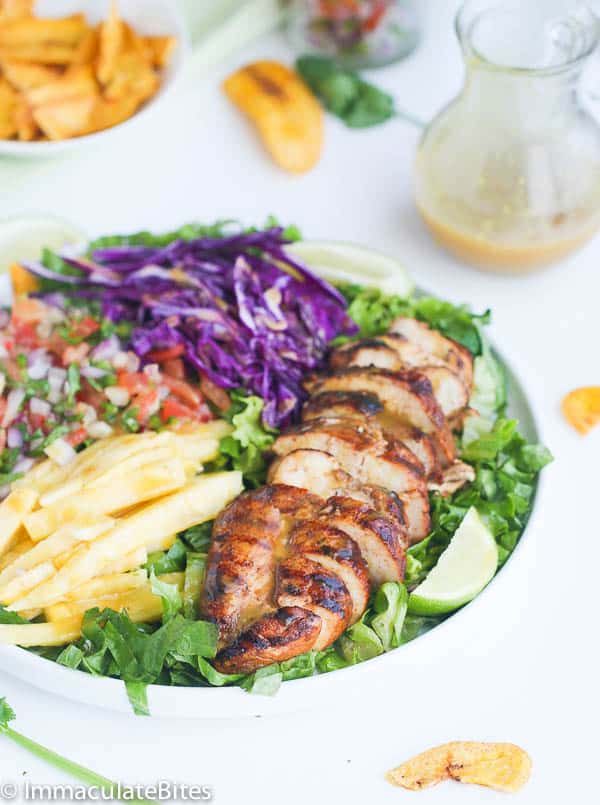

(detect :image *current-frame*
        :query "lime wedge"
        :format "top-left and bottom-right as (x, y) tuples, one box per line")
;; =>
(408, 507), (499, 616)
(0, 214), (87, 275)
(286, 240), (415, 297)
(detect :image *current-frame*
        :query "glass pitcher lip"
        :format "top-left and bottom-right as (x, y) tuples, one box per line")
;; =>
(455, 0), (600, 76)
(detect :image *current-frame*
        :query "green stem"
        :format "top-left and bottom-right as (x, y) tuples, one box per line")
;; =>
(2, 727), (156, 805)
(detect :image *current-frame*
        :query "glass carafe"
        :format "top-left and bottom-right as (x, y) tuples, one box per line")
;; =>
(415, 0), (600, 273)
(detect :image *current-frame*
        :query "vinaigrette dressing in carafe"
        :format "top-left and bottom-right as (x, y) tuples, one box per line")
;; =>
(415, 1), (600, 272)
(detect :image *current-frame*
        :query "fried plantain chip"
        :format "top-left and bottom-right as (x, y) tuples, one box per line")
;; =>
(0, 0), (34, 19)
(223, 60), (324, 175)
(562, 386), (600, 435)
(386, 741), (532, 793)
(103, 49), (158, 104)
(0, 14), (87, 46)
(0, 58), (60, 89)
(32, 93), (95, 140)
(0, 75), (17, 138)
(24, 64), (97, 107)
(0, 42), (77, 64)
(143, 35), (176, 69)
(96, 0), (123, 85)
(14, 96), (36, 139)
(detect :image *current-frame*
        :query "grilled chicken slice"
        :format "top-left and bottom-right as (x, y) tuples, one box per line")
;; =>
(428, 460), (476, 497)
(289, 521), (370, 623)
(214, 606), (321, 675)
(317, 496), (407, 585)
(268, 448), (350, 498)
(306, 369), (456, 464)
(329, 337), (469, 418)
(389, 317), (474, 390)
(201, 485), (321, 645)
(396, 488), (431, 545)
(277, 555), (353, 649)
(302, 391), (440, 480)
(272, 417), (426, 495)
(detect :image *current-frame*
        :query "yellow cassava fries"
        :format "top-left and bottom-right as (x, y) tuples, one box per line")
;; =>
(223, 60), (324, 175)
(14, 96), (37, 139)
(0, 560), (56, 605)
(0, 517), (115, 589)
(0, 488), (38, 556)
(0, 535), (35, 572)
(103, 48), (159, 105)
(65, 568), (147, 602)
(24, 458), (187, 541)
(100, 545), (147, 577)
(45, 572), (184, 626)
(0, 618), (82, 647)
(9, 472), (242, 611)
(32, 93), (95, 140)
(24, 63), (97, 107)
(146, 532), (176, 554)
(386, 741), (532, 794)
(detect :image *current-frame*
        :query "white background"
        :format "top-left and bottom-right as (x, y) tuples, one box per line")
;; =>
(1, 1), (598, 803)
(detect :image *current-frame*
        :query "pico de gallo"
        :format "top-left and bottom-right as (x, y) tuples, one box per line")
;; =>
(288, 0), (422, 69)
(0, 296), (218, 495)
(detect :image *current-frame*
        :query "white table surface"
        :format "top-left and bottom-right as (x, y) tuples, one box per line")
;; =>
(0, 1), (597, 803)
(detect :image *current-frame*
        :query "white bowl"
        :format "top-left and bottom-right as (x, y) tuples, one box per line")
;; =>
(0, 0), (190, 158)
(0, 258), (547, 718)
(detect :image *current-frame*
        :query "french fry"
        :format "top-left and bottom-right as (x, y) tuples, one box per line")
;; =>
(143, 35), (176, 69)
(69, 26), (98, 67)
(223, 61), (324, 175)
(0, 618), (82, 647)
(96, 0), (123, 85)
(0, 59), (60, 90)
(0, 488), (38, 556)
(0, 0), (34, 19)
(82, 93), (138, 134)
(9, 472), (243, 611)
(0, 517), (115, 589)
(169, 420), (233, 440)
(0, 15), (88, 47)
(24, 458), (187, 541)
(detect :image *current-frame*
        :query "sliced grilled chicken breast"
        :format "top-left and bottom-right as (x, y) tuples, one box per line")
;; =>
(272, 417), (426, 495)
(329, 338), (469, 418)
(395, 488), (431, 545)
(306, 369), (456, 463)
(317, 496), (407, 585)
(303, 390), (440, 480)
(389, 317), (474, 390)
(268, 448), (350, 498)
(277, 555), (353, 649)
(289, 521), (370, 624)
(214, 606), (321, 675)
(201, 485), (321, 645)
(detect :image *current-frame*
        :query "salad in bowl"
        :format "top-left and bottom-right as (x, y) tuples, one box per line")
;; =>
(0, 221), (551, 713)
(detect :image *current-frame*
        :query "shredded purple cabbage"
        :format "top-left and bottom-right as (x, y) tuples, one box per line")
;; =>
(25, 227), (357, 427)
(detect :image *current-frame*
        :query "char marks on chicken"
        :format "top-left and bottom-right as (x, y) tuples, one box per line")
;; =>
(201, 315), (476, 674)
